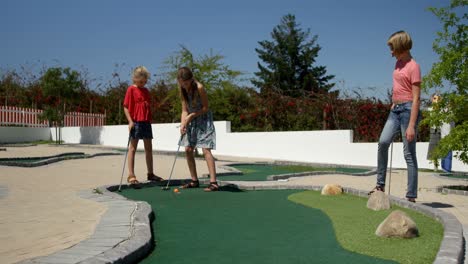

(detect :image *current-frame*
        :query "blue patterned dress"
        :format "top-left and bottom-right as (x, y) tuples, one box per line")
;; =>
(180, 92), (216, 149)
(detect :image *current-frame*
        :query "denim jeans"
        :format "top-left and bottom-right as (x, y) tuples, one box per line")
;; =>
(377, 102), (420, 198)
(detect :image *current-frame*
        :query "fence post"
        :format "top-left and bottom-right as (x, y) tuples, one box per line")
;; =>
(21, 107), (25, 127)
(15, 106), (18, 126)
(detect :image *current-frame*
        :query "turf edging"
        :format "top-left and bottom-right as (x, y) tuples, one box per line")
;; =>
(19, 186), (154, 264)
(0, 152), (121, 167)
(436, 185), (468, 196)
(222, 181), (464, 264)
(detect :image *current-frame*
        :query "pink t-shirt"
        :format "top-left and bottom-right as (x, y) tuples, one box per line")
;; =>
(392, 59), (421, 101)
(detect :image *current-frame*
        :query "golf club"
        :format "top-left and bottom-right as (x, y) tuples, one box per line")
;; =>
(162, 133), (185, 191)
(388, 142), (393, 196)
(118, 129), (133, 192)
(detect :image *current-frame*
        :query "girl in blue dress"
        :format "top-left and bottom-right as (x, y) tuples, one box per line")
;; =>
(178, 67), (218, 192)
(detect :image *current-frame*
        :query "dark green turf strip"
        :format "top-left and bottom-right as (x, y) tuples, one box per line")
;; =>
(217, 164), (370, 181)
(121, 187), (395, 264)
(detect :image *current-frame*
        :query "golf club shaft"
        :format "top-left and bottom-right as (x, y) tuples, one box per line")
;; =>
(388, 142), (393, 196)
(164, 134), (184, 189)
(118, 133), (132, 191)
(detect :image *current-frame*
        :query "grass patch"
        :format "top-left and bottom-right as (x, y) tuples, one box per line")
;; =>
(27, 140), (63, 145)
(289, 191), (443, 264)
(93, 188), (103, 194)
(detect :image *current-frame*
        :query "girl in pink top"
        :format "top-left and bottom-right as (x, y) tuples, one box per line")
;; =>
(369, 31), (421, 202)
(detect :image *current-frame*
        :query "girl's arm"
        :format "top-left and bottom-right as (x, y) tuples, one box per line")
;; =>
(406, 83), (421, 142)
(123, 107), (134, 132)
(180, 98), (189, 134)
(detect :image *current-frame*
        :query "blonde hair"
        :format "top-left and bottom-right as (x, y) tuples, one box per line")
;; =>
(132, 66), (150, 80)
(387, 31), (413, 54)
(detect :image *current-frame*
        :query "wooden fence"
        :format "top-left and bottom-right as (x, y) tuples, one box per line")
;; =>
(0, 106), (106, 127)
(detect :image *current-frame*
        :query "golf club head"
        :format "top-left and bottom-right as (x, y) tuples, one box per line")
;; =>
(161, 186), (171, 191)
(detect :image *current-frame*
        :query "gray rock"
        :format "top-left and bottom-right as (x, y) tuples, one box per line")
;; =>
(367, 191), (390, 211)
(376, 210), (419, 238)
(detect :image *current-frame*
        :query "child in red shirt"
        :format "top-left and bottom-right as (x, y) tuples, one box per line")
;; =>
(123, 66), (163, 186)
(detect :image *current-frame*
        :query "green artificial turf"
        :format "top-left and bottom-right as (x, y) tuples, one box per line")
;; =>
(439, 173), (468, 180)
(121, 188), (396, 264)
(218, 164), (370, 181)
(289, 191), (444, 264)
(444, 185), (468, 191)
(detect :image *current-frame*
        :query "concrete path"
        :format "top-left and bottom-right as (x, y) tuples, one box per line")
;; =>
(0, 144), (229, 264)
(0, 144), (466, 263)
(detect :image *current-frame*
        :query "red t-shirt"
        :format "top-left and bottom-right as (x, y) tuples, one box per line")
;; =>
(123, 85), (151, 122)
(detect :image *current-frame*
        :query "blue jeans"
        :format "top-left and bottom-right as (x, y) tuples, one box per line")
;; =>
(377, 102), (420, 198)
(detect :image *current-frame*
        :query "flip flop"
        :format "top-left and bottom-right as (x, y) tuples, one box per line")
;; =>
(127, 175), (141, 189)
(147, 173), (164, 182)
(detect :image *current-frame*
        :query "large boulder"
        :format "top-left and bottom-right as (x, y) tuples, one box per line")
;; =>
(321, 184), (343, 195)
(376, 210), (419, 238)
(367, 191), (390, 211)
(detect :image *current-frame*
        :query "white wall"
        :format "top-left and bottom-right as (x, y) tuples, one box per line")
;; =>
(50, 121), (468, 172)
(0, 127), (51, 143)
(5, 121), (466, 172)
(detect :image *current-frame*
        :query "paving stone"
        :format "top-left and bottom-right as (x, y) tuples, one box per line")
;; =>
(0, 185), (8, 199)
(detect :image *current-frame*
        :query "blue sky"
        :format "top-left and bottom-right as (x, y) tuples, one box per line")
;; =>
(1, 0), (448, 99)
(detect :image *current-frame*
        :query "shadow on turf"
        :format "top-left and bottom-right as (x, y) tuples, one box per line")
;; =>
(113, 180), (244, 192)
(422, 202), (454, 208)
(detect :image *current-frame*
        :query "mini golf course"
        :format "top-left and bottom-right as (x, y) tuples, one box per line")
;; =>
(120, 165), (443, 264)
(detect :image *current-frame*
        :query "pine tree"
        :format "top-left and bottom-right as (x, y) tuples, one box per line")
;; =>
(253, 14), (334, 97)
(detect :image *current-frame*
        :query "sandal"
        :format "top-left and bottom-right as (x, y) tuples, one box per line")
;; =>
(181, 180), (199, 189)
(147, 173), (163, 182)
(368, 185), (385, 195)
(407, 198), (416, 203)
(127, 175), (141, 188)
(204, 182), (219, 192)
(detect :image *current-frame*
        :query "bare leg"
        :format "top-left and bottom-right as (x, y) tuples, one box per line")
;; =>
(185, 146), (198, 181)
(202, 148), (217, 183)
(143, 139), (153, 174)
(127, 139), (139, 179)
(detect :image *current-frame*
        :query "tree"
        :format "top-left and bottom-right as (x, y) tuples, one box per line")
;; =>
(253, 14), (334, 97)
(40, 67), (82, 143)
(422, 0), (467, 164)
(162, 45), (243, 91)
(0, 71), (26, 107)
(161, 46), (245, 122)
